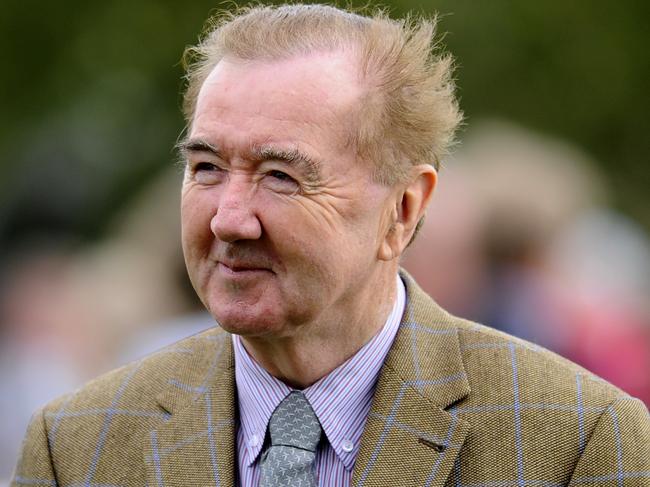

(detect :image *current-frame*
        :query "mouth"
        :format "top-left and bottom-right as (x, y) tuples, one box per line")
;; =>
(217, 261), (272, 276)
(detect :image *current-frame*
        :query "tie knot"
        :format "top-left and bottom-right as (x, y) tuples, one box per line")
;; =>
(268, 391), (321, 452)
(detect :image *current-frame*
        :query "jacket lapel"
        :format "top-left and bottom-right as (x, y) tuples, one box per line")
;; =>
(352, 271), (472, 487)
(142, 271), (469, 487)
(144, 332), (237, 487)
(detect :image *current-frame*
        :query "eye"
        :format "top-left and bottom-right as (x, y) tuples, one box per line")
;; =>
(268, 170), (294, 182)
(263, 170), (299, 193)
(195, 162), (217, 172)
(190, 162), (226, 185)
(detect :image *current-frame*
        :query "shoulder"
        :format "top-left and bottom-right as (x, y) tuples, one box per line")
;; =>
(13, 326), (233, 484)
(44, 325), (232, 418)
(400, 270), (648, 479)
(401, 268), (631, 407)
(453, 317), (628, 408)
(452, 318), (649, 481)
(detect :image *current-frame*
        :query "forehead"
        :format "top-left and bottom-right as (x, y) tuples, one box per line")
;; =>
(191, 51), (364, 156)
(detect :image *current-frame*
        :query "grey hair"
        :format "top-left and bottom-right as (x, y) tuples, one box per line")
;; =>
(182, 3), (462, 185)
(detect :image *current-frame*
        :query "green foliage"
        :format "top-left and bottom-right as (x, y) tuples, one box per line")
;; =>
(1, 0), (648, 250)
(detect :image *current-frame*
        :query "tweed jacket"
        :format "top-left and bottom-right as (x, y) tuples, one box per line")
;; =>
(12, 272), (650, 487)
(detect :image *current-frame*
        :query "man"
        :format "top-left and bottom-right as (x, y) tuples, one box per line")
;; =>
(12, 4), (649, 487)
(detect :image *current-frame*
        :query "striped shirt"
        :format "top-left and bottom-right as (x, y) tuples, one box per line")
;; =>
(233, 275), (406, 486)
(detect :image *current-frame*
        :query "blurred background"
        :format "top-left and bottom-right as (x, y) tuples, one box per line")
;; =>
(1, 0), (649, 479)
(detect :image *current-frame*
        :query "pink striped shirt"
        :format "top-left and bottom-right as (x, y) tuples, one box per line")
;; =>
(233, 275), (405, 486)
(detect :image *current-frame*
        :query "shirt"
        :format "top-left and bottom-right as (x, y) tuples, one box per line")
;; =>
(233, 274), (406, 486)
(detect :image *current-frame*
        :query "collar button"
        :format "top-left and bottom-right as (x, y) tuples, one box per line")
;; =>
(341, 439), (354, 453)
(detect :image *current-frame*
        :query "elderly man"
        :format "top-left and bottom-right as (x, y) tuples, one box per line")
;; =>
(12, 4), (649, 487)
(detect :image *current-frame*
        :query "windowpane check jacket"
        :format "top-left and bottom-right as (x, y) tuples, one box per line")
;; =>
(12, 271), (650, 486)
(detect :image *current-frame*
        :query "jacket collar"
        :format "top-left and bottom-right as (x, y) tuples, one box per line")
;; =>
(145, 270), (471, 487)
(351, 270), (471, 486)
(145, 331), (238, 486)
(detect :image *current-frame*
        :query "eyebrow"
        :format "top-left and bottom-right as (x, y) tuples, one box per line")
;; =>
(253, 146), (322, 184)
(176, 139), (222, 158)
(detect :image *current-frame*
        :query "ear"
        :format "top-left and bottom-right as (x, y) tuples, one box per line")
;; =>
(378, 165), (437, 261)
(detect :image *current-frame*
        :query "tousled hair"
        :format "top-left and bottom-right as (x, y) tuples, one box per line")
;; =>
(182, 3), (462, 185)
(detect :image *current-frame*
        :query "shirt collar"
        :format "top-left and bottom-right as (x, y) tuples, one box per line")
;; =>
(234, 274), (405, 470)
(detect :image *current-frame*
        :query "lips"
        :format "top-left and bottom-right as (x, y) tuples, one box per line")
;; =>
(212, 244), (276, 275)
(218, 261), (271, 273)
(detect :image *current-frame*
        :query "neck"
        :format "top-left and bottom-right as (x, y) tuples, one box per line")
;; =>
(241, 265), (399, 388)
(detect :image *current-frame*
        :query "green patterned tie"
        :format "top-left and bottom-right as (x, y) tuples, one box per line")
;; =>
(259, 391), (322, 487)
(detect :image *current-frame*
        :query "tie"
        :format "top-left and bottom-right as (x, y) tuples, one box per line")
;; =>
(259, 391), (322, 487)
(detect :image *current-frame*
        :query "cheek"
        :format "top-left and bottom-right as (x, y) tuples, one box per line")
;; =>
(273, 203), (371, 281)
(281, 193), (381, 256)
(181, 190), (215, 255)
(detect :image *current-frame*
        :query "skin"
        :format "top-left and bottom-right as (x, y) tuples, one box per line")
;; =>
(181, 50), (436, 388)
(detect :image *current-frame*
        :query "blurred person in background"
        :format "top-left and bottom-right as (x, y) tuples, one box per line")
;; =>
(0, 248), (93, 474)
(12, 4), (649, 486)
(402, 121), (650, 403)
(0, 171), (208, 482)
(402, 121), (650, 405)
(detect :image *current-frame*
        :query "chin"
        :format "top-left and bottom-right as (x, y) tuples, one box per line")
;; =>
(208, 302), (287, 338)
(197, 273), (274, 329)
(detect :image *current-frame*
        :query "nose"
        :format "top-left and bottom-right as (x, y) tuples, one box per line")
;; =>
(210, 177), (262, 242)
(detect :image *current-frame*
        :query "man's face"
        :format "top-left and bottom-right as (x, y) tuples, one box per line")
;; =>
(181, 51), (395, 338)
